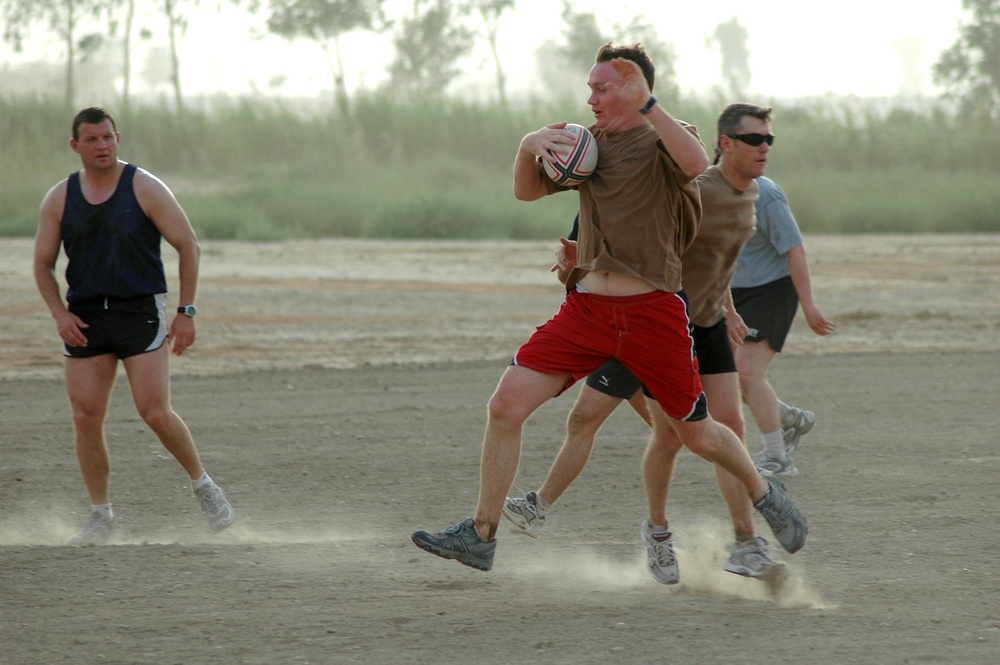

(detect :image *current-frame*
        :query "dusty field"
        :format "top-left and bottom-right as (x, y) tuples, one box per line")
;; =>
(1, 235), (998, 664)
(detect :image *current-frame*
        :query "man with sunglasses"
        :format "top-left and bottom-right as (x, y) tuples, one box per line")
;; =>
(502, 104), (798, 585)
(412, 43), (808, 574)
(731, 136), (836, 477)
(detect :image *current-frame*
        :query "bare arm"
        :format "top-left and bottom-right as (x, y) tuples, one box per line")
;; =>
(787, 244), (835, 336)
(134, 169), (201, 355)
(513, 122), (576, 201)
(723, 288), (748, 345)
(610, 59), (708, 179)
(33, 181), (90, 347)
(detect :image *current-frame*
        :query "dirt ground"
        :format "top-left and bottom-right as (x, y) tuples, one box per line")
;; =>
(1, 234), (998, 665)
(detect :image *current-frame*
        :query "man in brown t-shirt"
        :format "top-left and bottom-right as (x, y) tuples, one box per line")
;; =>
(503, 105), (797, 585)
(412, 45), (806, 574)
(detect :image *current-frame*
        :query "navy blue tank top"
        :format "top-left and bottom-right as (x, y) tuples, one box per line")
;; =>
(61, 163), (167, 304)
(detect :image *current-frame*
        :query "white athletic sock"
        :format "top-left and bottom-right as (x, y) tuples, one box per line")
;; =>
(533, 491), (552, 514)
(92, 503), (114, 518)
(762, 429), (786, 459)
(646, 520), (669, 534)
(192, 471), (212, 491)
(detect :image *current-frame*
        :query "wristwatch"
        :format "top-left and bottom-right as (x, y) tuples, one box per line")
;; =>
(177, 305), (197, 317)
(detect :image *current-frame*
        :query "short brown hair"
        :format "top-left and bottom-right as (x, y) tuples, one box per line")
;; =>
(716, 103), (772, 139)
(595, 42), (655, 92)
(72, 107), (117, 141)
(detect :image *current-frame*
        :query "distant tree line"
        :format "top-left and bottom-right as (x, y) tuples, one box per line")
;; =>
(2, 0), (999, 120)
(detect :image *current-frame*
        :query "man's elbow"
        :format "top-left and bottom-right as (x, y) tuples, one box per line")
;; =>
(682, 153), (709, 180)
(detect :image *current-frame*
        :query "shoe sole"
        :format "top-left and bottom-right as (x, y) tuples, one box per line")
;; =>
(411, 532), (494, 571)
(724, 561), (789, 582)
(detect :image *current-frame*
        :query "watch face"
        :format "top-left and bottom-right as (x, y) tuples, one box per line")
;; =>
(178, 305), (197, 316)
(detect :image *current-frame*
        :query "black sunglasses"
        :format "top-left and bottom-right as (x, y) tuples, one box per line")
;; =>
(726, 132), (775, 147)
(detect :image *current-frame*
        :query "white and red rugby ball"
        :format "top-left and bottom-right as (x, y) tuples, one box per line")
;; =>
(543, 123), (598, 186)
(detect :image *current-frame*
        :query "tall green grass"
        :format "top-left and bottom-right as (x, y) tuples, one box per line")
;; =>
(2, 93), (998, 239)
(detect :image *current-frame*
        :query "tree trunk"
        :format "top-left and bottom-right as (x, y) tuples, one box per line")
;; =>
(165, 0), (184, 114)
(64, 0), (75, 110)
(122, 0), (135, 117)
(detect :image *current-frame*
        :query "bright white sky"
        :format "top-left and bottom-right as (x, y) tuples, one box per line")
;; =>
(4, 0), (968, 102)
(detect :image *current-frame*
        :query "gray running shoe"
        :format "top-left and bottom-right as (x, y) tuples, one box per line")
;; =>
(756, 453), (799, 477)
(69, 511), (117, 546)
(640, 520), (679, 585)
(194, 482), (236, 532)
(724, 536), (788, 580)
(753, 472), (808, 554)
(502, 491), (546, 538)
(412, 518), (497, 571)
(782, 408), (815, 454)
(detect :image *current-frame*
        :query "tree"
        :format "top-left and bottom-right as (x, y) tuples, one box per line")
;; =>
(467, 0), (514, 111)
(707, 17), (750, 100)
(933, 0), (1000, 118)
(1, 0), (112, 109)
(156, 0), (249, 114)
(387, 0), (474, 101)
(266, 0), (390, 116)
(538, 4), (678, 105)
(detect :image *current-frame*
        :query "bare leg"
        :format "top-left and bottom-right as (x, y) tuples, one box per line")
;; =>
(474, 365), (569, 540)
(734, 339), (781, 434)
(700, 373), (755, 538)
(122, 345), (203, 479)
(65, 355), (118, 505)
(536, 385), (625, 505)
(650, 404), (768, 503)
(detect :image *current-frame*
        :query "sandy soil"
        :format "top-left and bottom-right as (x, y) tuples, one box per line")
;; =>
(1, 235), (999, 664)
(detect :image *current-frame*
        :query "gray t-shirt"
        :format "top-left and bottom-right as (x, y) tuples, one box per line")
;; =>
(731, 176), (803, 288)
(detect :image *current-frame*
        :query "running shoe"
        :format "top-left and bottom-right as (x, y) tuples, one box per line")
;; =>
(640, 520), (680, 585)
(755, 453), (799, 477)
(724, 535), (788, 580)
(783, 408), (815, 454)
(69, 511), (117, 547)
(502, 491), (546, 538)
(195, 482), (236, 532)
(753, 472), (807, 554)
(411, 518), (497, 571)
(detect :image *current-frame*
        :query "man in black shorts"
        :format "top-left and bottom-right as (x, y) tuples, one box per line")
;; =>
(731, 175), (836, 476)
(34, 106), (236, 545)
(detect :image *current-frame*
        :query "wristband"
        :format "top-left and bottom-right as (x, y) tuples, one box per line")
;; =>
(638, 95), (657, 115)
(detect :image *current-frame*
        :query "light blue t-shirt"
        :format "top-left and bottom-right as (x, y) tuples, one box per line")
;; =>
(731, 176), (803, 288)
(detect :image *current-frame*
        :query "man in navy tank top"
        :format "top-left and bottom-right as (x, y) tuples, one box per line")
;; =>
(33, 107), (236, 545)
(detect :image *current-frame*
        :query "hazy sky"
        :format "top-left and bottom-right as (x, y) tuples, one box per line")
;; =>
(3, 0), (967, 103)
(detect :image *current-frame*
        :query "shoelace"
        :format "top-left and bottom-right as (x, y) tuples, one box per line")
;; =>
(650, 536), (676, 566)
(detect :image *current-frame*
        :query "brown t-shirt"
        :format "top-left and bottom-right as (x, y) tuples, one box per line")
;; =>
(682, 165), (759, 327)
(544, 123), (703, 293)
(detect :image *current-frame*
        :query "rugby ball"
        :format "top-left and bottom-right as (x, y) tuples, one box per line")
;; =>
(543, 123), (598, 186)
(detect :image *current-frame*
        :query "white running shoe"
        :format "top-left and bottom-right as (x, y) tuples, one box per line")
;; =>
(502, 491), (546, 538)
(69, 511), (117, 546)
(195, 482), (236, 532)
(640, 520), (679, 585)
(783, 408), (815, 454)
(724, 536), (788, 580)
(755, 453), (799, 477)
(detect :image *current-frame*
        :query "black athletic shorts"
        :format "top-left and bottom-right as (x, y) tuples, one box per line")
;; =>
(584, 318), (736, 399)
(64, 294), (169, 359)
(731, 276), (799, 353)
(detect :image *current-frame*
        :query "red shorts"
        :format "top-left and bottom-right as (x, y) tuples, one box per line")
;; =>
(513, 289), (706, 421)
